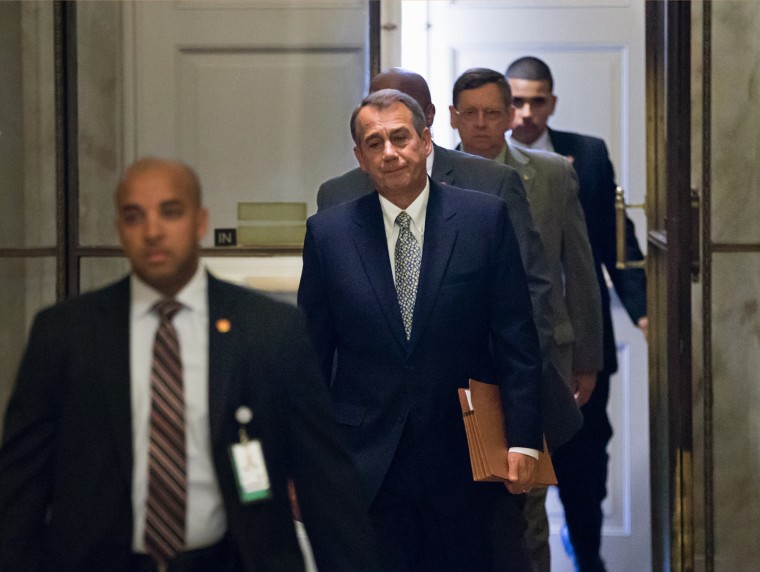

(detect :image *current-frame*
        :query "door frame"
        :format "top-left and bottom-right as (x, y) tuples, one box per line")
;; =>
(645, 2), (696, 570)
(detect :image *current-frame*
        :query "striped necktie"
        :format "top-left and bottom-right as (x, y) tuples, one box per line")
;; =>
(145, 299), (186, 566)
(394, 211), (421, 340)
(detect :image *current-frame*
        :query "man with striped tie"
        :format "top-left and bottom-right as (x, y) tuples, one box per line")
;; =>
(0, 158), (378, 572)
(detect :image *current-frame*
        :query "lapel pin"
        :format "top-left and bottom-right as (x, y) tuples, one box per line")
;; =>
(236, 406), (253, 425)
(216, 318), (231, 333)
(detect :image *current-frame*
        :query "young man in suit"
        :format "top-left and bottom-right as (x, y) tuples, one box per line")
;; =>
(506, 56), (648, 572)
(298, 89), (543, 571)
(317, 67), (582, 454)
(0, 158), (378, 572)
(450, 67), (604, 572)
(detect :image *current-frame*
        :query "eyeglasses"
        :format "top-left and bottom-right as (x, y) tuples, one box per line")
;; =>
(454, 108), (508, 123)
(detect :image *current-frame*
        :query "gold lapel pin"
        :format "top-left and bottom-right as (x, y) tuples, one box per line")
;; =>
(216, 318), (231, 333)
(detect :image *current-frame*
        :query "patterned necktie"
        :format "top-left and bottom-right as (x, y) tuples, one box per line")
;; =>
(145, 300), (186, 566)
(394, 211), (422, 340)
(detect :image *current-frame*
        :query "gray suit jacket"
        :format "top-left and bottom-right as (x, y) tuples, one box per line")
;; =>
(317, 143), (582, 450)
(503, 143), (603, 378)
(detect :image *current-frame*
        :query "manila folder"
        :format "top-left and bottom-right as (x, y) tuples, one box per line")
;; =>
(458, 379), (557, 486)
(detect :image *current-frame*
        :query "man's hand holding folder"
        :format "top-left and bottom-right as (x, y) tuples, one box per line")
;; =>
(458, 379), (558, 492)
(506, 451), (537, 494)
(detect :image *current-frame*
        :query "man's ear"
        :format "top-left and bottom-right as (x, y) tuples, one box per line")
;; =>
(449, 105), (458, 129)
(196, 207), (209, 240)
(353, 145), (367, 172)
(424, 103), (436, 128)
(549, 94), (558, 117)
(422, 127), (433, 157)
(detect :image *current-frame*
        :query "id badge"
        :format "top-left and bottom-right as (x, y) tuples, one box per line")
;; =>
(230, 439), (272, 504)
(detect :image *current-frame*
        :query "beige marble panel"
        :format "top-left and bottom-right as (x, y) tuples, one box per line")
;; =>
(711, 253), (760, 570)
(711, 2), (760, 244)
(77, 1), (123, 246)
(0, 2), (56, 248)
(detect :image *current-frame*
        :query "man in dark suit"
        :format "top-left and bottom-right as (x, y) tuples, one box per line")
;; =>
(317, 67), (581, 453)
(298, 89), (543, 571)
(0, 158), (378, 572)
(506, 56), (648, 572)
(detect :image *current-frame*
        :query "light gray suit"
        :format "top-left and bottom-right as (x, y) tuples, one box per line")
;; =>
(502, 143), (603, 379)
(317, 143), (582, 451)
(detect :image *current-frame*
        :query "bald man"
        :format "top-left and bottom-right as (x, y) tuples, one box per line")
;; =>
(0, 158), (379, 572)
(317, 68), (582, 453)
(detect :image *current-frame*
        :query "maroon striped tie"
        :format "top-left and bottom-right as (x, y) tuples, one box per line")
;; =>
(145, 300), (186, 566)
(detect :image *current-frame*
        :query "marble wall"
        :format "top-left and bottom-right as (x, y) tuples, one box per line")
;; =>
(0, 2), (57, 439)
(708, 2), (760, 569)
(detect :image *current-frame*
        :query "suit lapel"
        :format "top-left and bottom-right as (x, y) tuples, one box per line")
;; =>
(504, 143), (537, 195)
(548, 128), (573, 158)
(407, 181), (458, 354)
(431, 143), (455, 185)
(98, 277), (134, 485)
(207, 274), (237, 446)
(350, 194), (413, 351)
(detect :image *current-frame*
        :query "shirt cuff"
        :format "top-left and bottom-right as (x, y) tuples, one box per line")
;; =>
(508, 447), (539, 460)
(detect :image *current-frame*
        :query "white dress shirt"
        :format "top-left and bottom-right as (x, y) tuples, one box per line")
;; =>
(130, 265), (226, 551)
(508, 128), (554, 152)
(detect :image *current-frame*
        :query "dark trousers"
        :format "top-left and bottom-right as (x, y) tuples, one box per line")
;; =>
(131, 536), (242, 572)
(551, 372), (612, 572)
(368, 480), (531, 572)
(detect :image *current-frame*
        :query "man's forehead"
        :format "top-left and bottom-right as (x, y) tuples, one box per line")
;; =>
(357, 104), (415, 135)
(118, 170), (189, 205)
(508, 78), (552, 95)
(458, 84), (504, 105)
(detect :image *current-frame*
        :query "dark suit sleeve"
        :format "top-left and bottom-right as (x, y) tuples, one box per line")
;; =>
(316, 169), (374, 212)
(0, 310), (60, 571)
(489, 201), (544, 450)
(496, 168), (556, 360)
(297, 219), (337, 384)
(594, 143), (647, 324)
(316, 181), (332, 211)
(278, 311), (380, 572)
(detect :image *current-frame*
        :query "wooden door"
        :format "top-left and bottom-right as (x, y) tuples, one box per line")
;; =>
(125, 0), (369, 243)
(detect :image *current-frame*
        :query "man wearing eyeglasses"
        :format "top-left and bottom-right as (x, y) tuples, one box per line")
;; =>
(451, 67), (603, 572)
(506, 56), (648, 572)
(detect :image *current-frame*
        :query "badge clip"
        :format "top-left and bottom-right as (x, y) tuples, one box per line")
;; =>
(229, 406), (271, 504)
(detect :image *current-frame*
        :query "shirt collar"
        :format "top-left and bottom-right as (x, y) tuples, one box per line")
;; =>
(494, 141), (508, 164)
(131, 263), (208, 319)
(508, 128), (553, 152)
(377, 177), (430, 237)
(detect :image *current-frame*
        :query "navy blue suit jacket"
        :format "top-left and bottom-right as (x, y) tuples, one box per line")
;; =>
(549, 129), (647, 373)
(298, 180), (543, 512)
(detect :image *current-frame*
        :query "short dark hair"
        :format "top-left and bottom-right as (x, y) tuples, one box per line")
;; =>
(452, 68), (512, 109)
(350, 89), (427, 144)
(505, 56), (554, 92)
